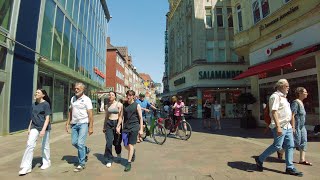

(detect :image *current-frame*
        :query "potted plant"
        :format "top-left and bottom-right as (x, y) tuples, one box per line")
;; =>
(237, 92), (257, 128)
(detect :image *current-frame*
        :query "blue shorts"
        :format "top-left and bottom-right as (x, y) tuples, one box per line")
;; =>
(213, 111), (221, 119)
(122, 131), (138, 146)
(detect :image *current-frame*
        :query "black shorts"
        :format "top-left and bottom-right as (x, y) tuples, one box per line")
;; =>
(122, 130), (139, 146)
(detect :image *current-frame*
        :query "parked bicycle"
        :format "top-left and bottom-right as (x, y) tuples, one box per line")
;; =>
(140, 110), (167, 145)
(161, 110), (192, 140)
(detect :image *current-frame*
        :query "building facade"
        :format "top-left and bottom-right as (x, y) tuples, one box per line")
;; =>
(232, 0), (320, 126)
(0, 0), (110, 135)
(165, 0), (248, 118)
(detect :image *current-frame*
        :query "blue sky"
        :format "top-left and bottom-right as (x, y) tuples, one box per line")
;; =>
(107, 0), (169, 84)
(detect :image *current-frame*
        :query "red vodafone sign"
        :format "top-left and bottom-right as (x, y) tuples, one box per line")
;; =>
(265, 42), (292, 56)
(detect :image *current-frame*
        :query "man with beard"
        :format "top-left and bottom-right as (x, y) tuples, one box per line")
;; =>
(255, 79), (303, 177)
(66, 82), (93, 172)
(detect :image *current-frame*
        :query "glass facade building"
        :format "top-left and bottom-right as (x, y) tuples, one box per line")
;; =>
(0, 0), (110, 135)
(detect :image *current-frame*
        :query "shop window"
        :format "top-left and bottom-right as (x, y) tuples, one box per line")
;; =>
(227, 8), (233, 28)
(0, 46), (7, 70)
(0, 0), (13, 30)
(283, 56), (316, 74)
(216, 7), (223, 27)
(236, 5), (243, 31)
(53, 79), (69, 121)
(69, 25), (77, 70)
(205, 7), (213, 28)
(40, 0), (55, 59)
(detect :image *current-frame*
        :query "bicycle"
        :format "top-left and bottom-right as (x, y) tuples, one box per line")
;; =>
(163, 111), (192, 140)
(140, 111), (167, 145)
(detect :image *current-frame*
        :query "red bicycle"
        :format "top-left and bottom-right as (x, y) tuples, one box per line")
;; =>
(160, 110), (192, 140)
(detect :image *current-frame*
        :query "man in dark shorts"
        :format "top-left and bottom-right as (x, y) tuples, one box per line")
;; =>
(116, 90), (143, 172)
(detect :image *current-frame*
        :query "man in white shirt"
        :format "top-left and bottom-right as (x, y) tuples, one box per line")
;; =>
(255, 79), (303, 177)
(66, 82), (93, 172)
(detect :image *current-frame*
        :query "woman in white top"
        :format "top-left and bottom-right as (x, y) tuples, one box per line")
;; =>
(212, 101), (222, 130)
(103, 91), (123, 168)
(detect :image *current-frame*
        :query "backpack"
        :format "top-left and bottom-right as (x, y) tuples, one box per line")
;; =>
(264, 93), (281, 125)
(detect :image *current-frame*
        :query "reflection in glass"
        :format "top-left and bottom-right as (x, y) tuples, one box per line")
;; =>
(69, 25), (76, 70)
(0, 0), (13, 30)
(66, 0), (73, 17)
(73, 0), (79, 24)
(62, 17), (71, 66)
(40, 0), (55, 59)
(52, 8), (64, 62)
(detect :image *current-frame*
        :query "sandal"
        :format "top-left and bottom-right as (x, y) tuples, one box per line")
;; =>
(298, 161), (312, 166)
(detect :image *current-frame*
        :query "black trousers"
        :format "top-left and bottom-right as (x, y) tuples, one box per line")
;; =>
(104, 120), (122, 161)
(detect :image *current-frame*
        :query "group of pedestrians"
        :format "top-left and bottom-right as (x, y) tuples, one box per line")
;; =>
(203, 100), (222, 130)
(255, 79), (312, 177)
(18, 83), (144, 175)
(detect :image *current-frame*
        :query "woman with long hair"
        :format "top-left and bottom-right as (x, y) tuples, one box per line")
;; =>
(291, 87), (312, 166)
(19, 89), (52, 175)
(103, 91), (123, 168)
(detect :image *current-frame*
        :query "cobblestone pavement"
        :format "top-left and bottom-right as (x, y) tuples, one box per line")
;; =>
(0, 113), (319, 180)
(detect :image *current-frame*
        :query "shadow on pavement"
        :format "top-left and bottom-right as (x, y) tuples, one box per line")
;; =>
(227, 160), (285, 174)
(32, 156), (42, 168)
(61, 155), (78, 165)
(186, 118), (274, 139)
(93, 153), (105, 165)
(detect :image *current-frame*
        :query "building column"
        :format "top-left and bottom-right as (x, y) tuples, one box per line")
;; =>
(197, 88), (202, 119)
(250, 77), (262, 127)
(316, 52), (320, 124)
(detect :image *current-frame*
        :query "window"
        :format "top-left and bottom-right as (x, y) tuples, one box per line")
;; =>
(218, 49), (225, 62)
(236, 5), (243, 31)
(216, 7), (223, 27)
(69, 25), (77, 70)
(66, 0), (73, 17)
(205, 7), (212, 28)
(227, 8), (233, 28)
(40, 0), (55, 59)
(252, 0), (270, 24)
(231, 50), (238, 62)
(0, 0), (13, 30)
(0, 46), (7, 70)
(52, 8), (64, 62)
(73, 0), (79, 24)
(206, 41), (214, 62)
(62, 18), (71, 66)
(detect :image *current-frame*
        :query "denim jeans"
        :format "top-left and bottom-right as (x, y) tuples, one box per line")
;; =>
(71, 123), (89, 166)
(20, 129), (50, 168)
(258, 127), (295, 169)
(104, 120), (121, 162)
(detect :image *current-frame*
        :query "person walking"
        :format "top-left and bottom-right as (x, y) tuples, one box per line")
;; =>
(65, 82), (93, 172)
(19, 89), (52, 175)
(255, 79), (303, 176)
(135, 93), (156, 142)
(103, 91), (123, 168)
(212, 100), (222, 130)
(291, 87), (312, 166)
(117, 90), (143, 172)
(203, 100), (212, 129)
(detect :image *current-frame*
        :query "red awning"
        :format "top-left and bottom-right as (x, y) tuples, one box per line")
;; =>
(233, 46), (317, 80)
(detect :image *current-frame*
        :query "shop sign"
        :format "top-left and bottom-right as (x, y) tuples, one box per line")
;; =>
(174, 77), (185, 86)
(265, 42), (292, 56)
(94, 67), (105, 79)
(259, 6), (299, 31)
(199, 70), (243, 80)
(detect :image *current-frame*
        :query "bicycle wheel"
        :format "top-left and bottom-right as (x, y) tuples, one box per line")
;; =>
(152, 123), (167, 145)
(164, 118), (174, 135)
(177, 120), (192, 140)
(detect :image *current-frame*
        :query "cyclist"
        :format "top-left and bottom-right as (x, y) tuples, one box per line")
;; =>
(135, 93), (157, 142)
(172, 96), (185, 133)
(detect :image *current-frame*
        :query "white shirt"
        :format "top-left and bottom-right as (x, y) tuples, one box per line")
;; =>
(70, 94), (93, 124)
(213, 104), (221, 112)
(269, 91), (292, 129)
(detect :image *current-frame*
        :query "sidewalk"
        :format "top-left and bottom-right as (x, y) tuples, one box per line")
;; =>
(0, 114), (318, 179)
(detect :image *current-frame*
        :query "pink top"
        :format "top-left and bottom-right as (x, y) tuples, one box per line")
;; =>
(174, 102), (185, 116)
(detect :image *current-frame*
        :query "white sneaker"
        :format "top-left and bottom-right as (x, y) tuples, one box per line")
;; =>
(19, 167), (31, 175)
(106, 162), (112, 168)
(40, 162), (51, 170)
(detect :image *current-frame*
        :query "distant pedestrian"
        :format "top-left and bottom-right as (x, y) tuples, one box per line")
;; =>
(291, 87), (312, 166)
(65, 82), (93, 172)
(255, 79), (303, 177)
(203, 100), (212, 129)
(19, 89), (52, 175)
(117, 90), (143, 172)
(212, 100), (222, 130)
(103, 91), (123, 168)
